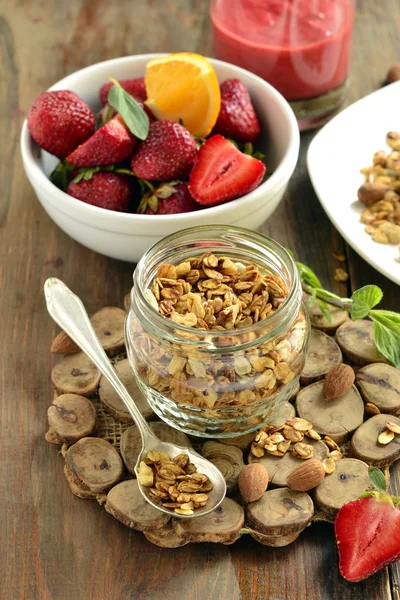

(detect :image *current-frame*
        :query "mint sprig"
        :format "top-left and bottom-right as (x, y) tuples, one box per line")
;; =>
(368, 466), (387, 492)
(294, 259), (400, 368)
(107, 78), (149, 140)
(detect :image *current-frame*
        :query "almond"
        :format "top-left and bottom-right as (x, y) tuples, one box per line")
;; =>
(323, 363), (355, 401)
(286, 458), (325, 492)
(51, 330), (80, 354)
(238, 463), (268, 503)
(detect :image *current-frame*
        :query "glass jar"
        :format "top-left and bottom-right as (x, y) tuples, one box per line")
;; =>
(211, 0), (356, 131)
(125, 226), (310, 438)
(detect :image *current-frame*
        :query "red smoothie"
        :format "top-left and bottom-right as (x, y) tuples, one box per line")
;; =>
(211, 0), (355, 101)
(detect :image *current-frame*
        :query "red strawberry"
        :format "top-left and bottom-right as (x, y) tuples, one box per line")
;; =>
(334, 493), (400, 582)
(213, 79), (261, 143)
(188, 135), (265, 206)
(131, 121), (197, 181)
(66, 115), (136, 167)
(137, 181), (198, 215)
(67, 171), (133, 212)
(27, 90), (95, 158)
(99, 78), (147, 106)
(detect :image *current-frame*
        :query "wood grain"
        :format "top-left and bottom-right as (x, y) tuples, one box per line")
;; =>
(0, 0), (399, 598)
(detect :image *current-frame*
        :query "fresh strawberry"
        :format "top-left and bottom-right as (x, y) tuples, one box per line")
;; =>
(131, 121), (197, 181)
(66, 115), (136, 167)
(334, 493), (400, 582)
(188, 135), (265, 206)
(213, 79), (261, 143)
(99, 78), (147, 106)
(67, 171), (133, 212)
(137, 181), (198, 215)
(27, 90), (95, 158)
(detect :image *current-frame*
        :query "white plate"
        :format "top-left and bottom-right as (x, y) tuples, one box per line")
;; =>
(307, 81), (400, 285)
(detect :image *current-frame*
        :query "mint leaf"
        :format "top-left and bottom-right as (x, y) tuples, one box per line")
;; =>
(317, 299), (331, 322)
(306, 289), (317, 308)
(368, 466), (387, 492)
(295, 261), (323, 289)
(50, 161), (74, 191)
(107, 79), (149, 140)
(351, 285), (383, 320)
(370, 311), (400, 368)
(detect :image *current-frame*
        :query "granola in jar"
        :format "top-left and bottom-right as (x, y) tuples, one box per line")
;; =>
(125, 227), (310, 437)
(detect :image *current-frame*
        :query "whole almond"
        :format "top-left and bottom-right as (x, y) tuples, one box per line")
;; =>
(323, 363), (355, 401)
(238, 463), (268, 503)
(286, 459), (325, 492)
(357, 182), (389, 206)
(51, 330), (80, 354)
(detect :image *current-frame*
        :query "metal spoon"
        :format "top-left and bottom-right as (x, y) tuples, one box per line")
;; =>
(44, 278), (226, 519)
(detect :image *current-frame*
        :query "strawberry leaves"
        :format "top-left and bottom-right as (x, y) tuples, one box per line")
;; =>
(50, 160), (75, 191)
(107, 78), (149, 140)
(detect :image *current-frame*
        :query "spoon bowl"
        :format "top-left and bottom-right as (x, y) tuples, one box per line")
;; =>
(44, 277), (226, 518)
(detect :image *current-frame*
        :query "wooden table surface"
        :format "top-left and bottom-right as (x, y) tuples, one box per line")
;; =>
(1, 1), (400, 598)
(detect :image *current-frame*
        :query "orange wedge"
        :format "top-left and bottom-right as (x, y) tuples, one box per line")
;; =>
(144, 53), (221, 138)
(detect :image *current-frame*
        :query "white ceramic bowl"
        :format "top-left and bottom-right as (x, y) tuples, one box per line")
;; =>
(21, 54), (299, 263)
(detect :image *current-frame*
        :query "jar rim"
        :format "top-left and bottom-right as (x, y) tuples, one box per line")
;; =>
(132, 225), (301, 347)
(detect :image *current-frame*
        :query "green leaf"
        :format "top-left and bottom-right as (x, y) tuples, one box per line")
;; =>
(371, 309), (400, 325)
(306, 289), (317, 308)
(71, 167), (102, 184)
(295, 261), (323, 289)
(317, 299), (331, 323)
(227, 138), (239, 149)
(252, 150), (266, 161)
(107, 79), (149, 140)
(351, 285), (383, 320)
(243, 142), (253, 155)
(50, 161), (74, 191)
(370, 312), (400, 368)
(368, 466), (387, 492)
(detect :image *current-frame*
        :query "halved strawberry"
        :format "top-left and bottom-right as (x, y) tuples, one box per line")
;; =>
(137, 181), (198, 215)
(188, 135), (265, 206)
(99, 77), (147, 106)
(335, 493), (400, 582)
(66, 115), (136, 167)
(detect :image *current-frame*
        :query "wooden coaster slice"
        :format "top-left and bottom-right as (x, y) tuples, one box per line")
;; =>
(120, 422), (192, 476)
(106, 480), (170, 532)
(63, 463), (96, 499)
(356, 363), (400, 415)
(217, 432), (255, 452)
(300, 329), (342, 385)
(314, 458), (375, 521)
(351, 414), (400, 467)
(98, 359), (154, 424)
(90, 307), (126, 357)
(336, 319), (388, 366)
(51, 352), (101, 397)
(47, 394), (96, 444)
(304, 293), (349, 335)
(269, 401), (296, 425)
(65, 437), (123, 494)
(144, 523), (189, 548)
(246, 487), (314, 547)
(296, 381), (364, 443)
(248, 439), (328, 487)
(201, 442), (244, 493)
(172, 498), (244, 543)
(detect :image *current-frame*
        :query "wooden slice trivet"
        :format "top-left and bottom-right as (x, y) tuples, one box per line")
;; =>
(172, 498), (244, 543)
(300, 329), (342, 385)
(65, 437), (123, 494)
(106, 480), (170, 532)
(144, 523), (189, 548)
(47, 394), (96, 444)
(336, 319), (388, 366)
(98, 358), (154, 423)
(296, 381), (364, 443)
(356, 363), (400, 415)
(314, 458), (375, 521)
(90, 307), (126, 357)
(351, 414), (400, 467)
(248, 439), (328, 487)
(304, 293), (348, 335)
(220, 432), (256, 452)
(245, 488), (314, 547)
(270, 401), (296, 424)
(120, 422), (192, 476)
(64, 463), (98, 499)
(201, 442), (244, 493)
(52, 352), (101, 397)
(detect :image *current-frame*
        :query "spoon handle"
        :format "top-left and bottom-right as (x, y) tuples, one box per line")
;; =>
(44, 277), (153, 443)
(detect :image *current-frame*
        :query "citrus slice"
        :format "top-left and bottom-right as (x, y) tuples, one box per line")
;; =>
(144, 53), (221, 138)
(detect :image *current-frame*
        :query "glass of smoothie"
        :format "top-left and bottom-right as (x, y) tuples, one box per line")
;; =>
(211, 0), (356, 130)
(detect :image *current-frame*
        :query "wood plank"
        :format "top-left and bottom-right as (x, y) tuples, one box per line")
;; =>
(0, 0), (399, 598)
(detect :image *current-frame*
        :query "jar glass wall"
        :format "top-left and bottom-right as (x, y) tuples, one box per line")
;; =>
(125, 226), (310, 437)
